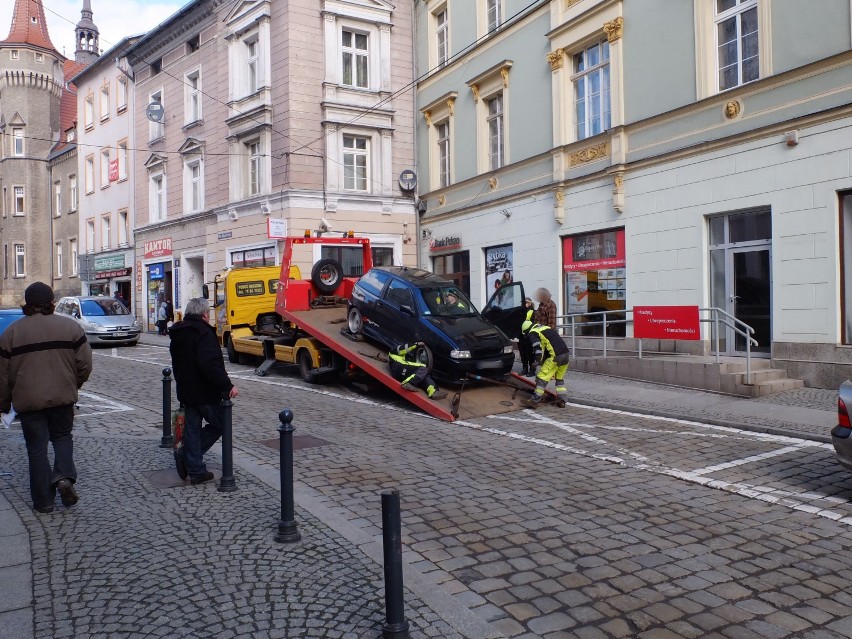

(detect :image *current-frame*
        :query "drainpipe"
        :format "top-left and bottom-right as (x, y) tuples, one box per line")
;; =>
(412, 0), (422, 270)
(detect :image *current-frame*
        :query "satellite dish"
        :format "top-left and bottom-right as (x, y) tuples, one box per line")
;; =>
(146, 102), (165, 123)
(398, 170), (417, 193)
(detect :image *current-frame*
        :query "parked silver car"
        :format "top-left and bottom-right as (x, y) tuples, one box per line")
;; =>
(56, 296), (141, 346)
(832, 380), (852, 469)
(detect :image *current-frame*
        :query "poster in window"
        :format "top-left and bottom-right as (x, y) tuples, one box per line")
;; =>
(566, 271), (589, 314)
(484, 244), (513, 298)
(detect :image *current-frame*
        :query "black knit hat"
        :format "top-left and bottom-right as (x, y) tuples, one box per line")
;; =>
(24, 282), (54, 306)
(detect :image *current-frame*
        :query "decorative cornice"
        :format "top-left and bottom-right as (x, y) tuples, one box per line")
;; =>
(470, 84), (480, 102)
(423, 110), (432, 126)
(724, 99), (742, 120)
(569, 141), (610, 167)
(447, 97), (455, 116)
(566, 0), (583, 8)
(546, 49), (564, 71)
(603, 17), (623, 43)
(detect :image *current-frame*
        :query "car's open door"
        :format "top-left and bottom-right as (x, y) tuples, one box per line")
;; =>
(482, 282), (526, 339)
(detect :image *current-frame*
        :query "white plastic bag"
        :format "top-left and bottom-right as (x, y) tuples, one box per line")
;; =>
(2, 406), (16, 429)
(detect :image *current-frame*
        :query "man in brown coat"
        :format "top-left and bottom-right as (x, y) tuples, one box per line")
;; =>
(533, 288), (558, 329)
(0, 283), (93, 513)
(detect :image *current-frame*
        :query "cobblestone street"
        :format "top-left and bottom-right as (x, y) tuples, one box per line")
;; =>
(3, 344), (852, 638)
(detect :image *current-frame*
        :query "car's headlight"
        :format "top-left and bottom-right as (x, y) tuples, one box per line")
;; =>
(87, 321), (108, 332)
(450, 350), (471, 359)
(503, 345), (514, 354)
(131, 320), (140, 328)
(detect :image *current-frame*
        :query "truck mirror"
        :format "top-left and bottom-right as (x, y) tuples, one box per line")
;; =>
(202, 284), (210, 299)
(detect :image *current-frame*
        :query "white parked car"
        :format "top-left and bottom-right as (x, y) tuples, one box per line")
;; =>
(56, 296), (141, 346)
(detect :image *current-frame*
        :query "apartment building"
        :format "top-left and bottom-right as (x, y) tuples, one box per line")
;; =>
(127, 0), (416, 330)
(73, 35), (140, 306)
(415, 0), (852, 388)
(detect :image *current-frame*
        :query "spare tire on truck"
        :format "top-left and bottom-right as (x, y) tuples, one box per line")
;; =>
(311, 258), (344, 295)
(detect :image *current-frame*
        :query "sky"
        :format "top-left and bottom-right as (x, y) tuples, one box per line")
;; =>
(1, 0), (185, 59)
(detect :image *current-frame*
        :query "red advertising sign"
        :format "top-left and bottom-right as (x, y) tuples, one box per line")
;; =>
(143, 238), (172, 259)
(108, 159), (119, 182)
(563, 228), (626, 272)
(634, 306), (701, 340)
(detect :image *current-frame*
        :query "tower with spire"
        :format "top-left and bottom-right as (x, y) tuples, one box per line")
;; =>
(75, 0), (100, 64)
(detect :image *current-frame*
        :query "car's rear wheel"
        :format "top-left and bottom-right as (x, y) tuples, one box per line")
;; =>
(348, 307), (363, 336)
(311, 258), (344, 295)
(298, 348), (321, 384)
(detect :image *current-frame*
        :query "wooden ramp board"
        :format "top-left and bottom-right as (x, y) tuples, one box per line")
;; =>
(283, 307), (545, 422)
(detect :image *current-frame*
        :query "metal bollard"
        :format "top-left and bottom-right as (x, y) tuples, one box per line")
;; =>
(217, 399), (237, 493)
(274, 409), (301, 543)
(159, 368), (174, 448)
(381, 490), (410, 639)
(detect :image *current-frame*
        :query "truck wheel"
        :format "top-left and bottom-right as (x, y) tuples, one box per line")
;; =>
(298, 349), (321, 384)
(226, 335), (239, 364)
(348, 307), (363, 336)
(311, 258), (344, 295)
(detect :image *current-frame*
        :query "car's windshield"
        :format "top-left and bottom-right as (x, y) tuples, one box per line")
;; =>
(81, 299), (130, 317)
(419, 286), (477, 317)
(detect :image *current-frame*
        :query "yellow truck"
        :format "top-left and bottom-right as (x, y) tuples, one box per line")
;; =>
(212, 264), (335, 382)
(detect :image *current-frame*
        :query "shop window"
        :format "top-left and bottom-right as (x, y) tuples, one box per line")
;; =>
(432, 251), (471, 296)
(231, 246), (276, 268)
(484, 245), (513, 297)
(563, 229), (626, 336)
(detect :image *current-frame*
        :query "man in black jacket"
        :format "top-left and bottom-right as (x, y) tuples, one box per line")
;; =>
(169, 298), (238, 485)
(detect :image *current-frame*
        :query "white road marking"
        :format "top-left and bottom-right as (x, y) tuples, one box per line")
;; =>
(689, 444), (809, 476)
(73, 390), (134, 419)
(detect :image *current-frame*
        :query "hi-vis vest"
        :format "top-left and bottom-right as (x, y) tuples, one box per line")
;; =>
(529, 324), (569, 361)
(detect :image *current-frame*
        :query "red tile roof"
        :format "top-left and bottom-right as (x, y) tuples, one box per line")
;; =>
(2, 0), (57, 51)
(52, 59), (89, 153)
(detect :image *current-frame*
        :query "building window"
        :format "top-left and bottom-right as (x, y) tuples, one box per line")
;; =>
(247, 39), (259, 93)
(12, 128), (23, 156)
(55, 242), (63, 277)
(118, 210), (129, 247)
(186, 34), (200, 54)
(149, 90), (164, 141)
(10, 50), (18, 60)
(343, 136), (369, 191)
(186, 160), (203, 212)
(342, 30), (368, 89)
(487, 94), (504, 170)
(716, 0), (759, 91)
(573, 39), (611, 141)
(70, 239), (78, 275)
(84, 94), (94, 129)
(86, 220), (95, 253)
(118, 141), (128, 180)
(433, 251), (471, 296)
(99, 84), (110, 121)
(100, 149), (111, 188)
(69, 175), (77, 211)
(35, 52), (44, 63)
(321, 246), (394, 277)
(54, 181), (61, 217)
(487, 0), (502, 32)
(101, 215), (111, 250)
(185, 70), (202, 123)
(435, 9), (449, 68)
(437, 121), (451, 188)
(248, 141), (262, 196)
(150, 174), (165, 221)
(85, 156), (95, 193)
(13, 187), (24, 216)
(14, 244), (25, 277)
(230, 246), (276, 268)
(117, 76), (128, 112)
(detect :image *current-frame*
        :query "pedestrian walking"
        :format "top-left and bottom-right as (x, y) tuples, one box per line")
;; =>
(169, 298), (239, 485)
(518, 298), (537, 377)
(165, 299), (175, 328)
(533, 288), (558, 329)
(156, 301), (169, 335)
(521, 319), (569, 407)
(388, 342), (447, 400)
(0, 282), (92, 513)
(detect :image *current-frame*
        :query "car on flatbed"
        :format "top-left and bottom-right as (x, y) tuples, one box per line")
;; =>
(346, 266), (526, 383)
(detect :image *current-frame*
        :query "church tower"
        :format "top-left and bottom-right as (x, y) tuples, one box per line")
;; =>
(75, 0), (100, 64)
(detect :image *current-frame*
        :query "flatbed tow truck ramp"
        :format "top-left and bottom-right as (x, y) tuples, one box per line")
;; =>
(272, 236), (563, 423)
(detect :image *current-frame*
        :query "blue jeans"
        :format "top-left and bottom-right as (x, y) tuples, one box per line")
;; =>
(182, 403), (224, 480)
(20, 405), (76, 509)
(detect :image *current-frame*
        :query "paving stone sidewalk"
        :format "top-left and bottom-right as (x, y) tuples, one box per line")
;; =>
(0, 429), (464, 639)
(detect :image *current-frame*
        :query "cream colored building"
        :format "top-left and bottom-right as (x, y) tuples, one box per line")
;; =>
(127, 0), (416, 330)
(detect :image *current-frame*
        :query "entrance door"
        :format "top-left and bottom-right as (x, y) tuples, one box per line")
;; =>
(730, 248), (771, 354)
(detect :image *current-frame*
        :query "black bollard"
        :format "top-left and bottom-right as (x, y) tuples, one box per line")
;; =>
(274, 409), (301, 543)
(381, 490), (410, 639)
(159, 368), (174, 448)
(217, 399), (237, 493)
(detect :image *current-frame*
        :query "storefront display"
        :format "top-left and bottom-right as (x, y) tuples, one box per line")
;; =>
(563, 228), (626, 336)
(484, 245), (513, 298)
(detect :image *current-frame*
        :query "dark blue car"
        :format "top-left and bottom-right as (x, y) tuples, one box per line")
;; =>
(0, 308), (23, 335)
(346, 267), (526, 383)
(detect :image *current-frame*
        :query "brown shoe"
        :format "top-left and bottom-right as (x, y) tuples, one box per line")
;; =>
(56, 479), (79, 507)
(190, 471), (215, 485)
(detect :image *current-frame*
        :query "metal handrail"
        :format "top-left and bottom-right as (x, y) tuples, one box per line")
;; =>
(555, 306), (759, 385)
